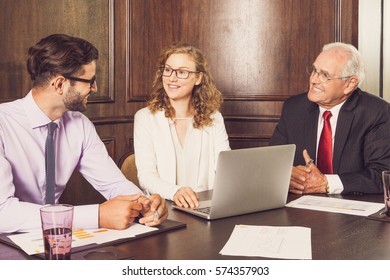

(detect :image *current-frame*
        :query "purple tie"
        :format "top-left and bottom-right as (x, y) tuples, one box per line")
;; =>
(45, 122), (57, 204)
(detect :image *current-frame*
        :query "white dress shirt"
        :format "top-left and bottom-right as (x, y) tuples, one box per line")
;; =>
(317, 102), (345, 194)
(0, 91), (141, 233)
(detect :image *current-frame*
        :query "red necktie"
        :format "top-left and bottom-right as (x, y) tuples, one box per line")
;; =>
(317, 111), (333, 174)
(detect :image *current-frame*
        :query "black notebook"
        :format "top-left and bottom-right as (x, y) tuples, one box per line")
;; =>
(0, 219), (186, 260)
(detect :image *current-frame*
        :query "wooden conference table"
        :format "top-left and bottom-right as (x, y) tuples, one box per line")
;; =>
(1, 193), (390, 260)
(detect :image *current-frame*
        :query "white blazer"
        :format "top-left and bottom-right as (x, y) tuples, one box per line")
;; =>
(134, 107), (230, 200)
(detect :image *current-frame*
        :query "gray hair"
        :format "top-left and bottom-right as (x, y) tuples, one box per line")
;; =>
(322, 42), (365, 87)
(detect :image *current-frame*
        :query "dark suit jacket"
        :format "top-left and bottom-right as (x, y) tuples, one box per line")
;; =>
(270, 88), (390, 194)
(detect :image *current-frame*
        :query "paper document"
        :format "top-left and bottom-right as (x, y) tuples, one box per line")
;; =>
(7, 223), (157, 255)
(286, 195), (383, 216)
(220, 225), (311, 259)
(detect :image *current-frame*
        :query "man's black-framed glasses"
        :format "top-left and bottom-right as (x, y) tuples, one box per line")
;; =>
(160, 67), (199, 79)
(306, 65), (351, 83)
(63, 75), (96, 88)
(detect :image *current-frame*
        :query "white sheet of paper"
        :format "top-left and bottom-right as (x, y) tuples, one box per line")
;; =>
(7, 223), (158, 255)
(286, 195), (383, 216)
(220, 225), (311, 259)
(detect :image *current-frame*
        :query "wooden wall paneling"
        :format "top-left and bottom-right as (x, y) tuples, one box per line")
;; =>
(0, 0), (359, 206)
(0, 0), (112, 103)
(338, 0), (359, 46)
(126, 0), (358, 151)
(93, 121), (135, 161)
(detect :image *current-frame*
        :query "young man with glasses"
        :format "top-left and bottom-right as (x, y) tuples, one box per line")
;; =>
(0, 34), (168, 233)
(270, 42), (390, 195)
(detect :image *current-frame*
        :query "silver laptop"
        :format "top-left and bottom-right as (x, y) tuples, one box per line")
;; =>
(172, 144), (296, 220)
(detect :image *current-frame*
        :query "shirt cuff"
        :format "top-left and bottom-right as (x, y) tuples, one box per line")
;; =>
(73, 204), (99, 230)
(168, 186), (182, 201)
(325, 174), (344, 194)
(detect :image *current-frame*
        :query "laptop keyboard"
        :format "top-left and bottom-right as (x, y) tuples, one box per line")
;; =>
(194, 207), (211, 214)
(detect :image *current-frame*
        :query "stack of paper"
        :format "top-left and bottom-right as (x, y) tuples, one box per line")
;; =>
(286, 195), (383, 216)
(220, 225), (311, 259)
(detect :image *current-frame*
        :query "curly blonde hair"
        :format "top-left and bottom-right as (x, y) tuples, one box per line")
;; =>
(147, 43), (222, 129)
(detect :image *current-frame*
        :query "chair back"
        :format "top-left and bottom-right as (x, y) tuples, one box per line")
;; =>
(118, 152), (140, 187)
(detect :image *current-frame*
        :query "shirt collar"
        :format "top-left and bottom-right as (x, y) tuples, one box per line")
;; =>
(319, 100), (345, 121)
(22, 90), (60, 129)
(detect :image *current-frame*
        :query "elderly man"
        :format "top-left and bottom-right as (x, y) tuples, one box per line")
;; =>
(270, 42), (390, 195)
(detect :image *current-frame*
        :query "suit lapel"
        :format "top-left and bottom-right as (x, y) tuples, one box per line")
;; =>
(304, 101), (319, 161)
(333, 90), (359, 173)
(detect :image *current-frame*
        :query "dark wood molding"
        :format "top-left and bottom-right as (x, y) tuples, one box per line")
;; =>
(88, 0), (115, 104)
(335, 0), (342, 42)
(125, 0), (131, 102)
(91, 115), (134, 125)
(223, 94), (291, 101)
(229, 134), (272, 141)
(224, 115), (280, 123)
(126, 0), (149, 103)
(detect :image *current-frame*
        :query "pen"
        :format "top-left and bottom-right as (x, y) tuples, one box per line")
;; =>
(143, 190), (160, 220)
(305, 159), (314, 167)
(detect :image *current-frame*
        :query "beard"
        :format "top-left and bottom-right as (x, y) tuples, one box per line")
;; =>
(63, 87), (88, 112)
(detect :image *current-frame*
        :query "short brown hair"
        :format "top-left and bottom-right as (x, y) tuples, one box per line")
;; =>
(27, 34), (99, 88)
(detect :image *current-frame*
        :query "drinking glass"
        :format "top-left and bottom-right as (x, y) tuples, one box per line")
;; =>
(382, 171), (390, 217)
(40, 204), (74, 260)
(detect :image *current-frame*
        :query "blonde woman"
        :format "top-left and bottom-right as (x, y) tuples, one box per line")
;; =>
(134, 43), (230, 208)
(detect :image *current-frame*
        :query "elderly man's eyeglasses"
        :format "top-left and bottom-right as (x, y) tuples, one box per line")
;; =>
(160, 67), (199, 79)
(306, 65), (351, 83)
(63, 75), (96, 88)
